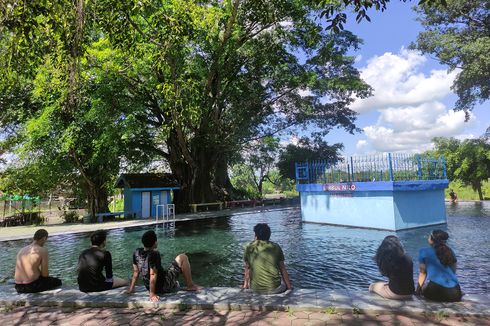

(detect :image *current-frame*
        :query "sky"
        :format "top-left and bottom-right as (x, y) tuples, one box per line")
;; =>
(320, 2), (490, 157)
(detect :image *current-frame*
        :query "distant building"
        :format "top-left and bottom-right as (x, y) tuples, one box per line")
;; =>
(114, 173), (180, 219)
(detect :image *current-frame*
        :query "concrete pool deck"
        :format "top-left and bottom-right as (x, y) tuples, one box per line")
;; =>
(0, 205), (298, 242)
(0, 285), (489, 325)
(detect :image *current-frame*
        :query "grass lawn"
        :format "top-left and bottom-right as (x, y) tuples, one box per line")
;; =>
(445, 180), (490, 201)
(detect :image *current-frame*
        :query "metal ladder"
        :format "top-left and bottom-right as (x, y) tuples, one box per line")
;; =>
(156, 204), (176, 229)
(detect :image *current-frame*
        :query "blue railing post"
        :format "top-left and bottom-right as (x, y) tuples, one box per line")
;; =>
(295, 162), (298, 184)
(417, 155), (422, 180)
(347, 163), (350, 182)
(350, 156), (354, 182)
(441, 156), (447, 179)
(297, 153), (444, 185)
(388, 153), (394, 181)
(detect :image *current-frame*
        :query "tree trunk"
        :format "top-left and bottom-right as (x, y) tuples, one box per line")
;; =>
(214, 156), (237, 201)
(477, 183), (484, 201)
(85, 182), (109, 219)
(257, 178), (263, 198)
(167, 132), (219, 211)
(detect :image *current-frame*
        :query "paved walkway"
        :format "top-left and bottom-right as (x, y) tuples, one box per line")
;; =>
(0, 205), (297, 241)
(0, 285), (489, 325)
(1, 305), (489, 325)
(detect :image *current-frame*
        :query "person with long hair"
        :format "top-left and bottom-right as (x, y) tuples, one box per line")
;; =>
(417, 229), (462, 302)
(369, 236), (414, 300)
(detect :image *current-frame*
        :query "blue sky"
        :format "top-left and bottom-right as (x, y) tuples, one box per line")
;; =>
(321, 2), (490, 157)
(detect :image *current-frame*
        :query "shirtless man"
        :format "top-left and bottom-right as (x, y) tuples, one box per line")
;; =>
(14, 229), (62, 293)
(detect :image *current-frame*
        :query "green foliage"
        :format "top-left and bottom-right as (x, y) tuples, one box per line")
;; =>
(445, 180), (490, 201)
(110, 196), (125, 212)
(94, 0), (371, 204)
(315, 0), (446, 32)
(324, 306), (337, 314)
(1, 0), (372, 208)
(62, 211), (80, 224)
(237, 136), (281, 197)
(431, 136), (490, 200)
(277, 137), (344, 180)
(413, 0), (490, 112)
(434, 310), (449, 321)
(230, 164), (261, 199)
(0, 30), (153, 213)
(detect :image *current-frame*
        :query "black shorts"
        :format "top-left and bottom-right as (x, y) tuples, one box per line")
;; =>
(79, 280), (113, 293)
(158, 261), (182, 293)
(15, 276), (62, 294)
(422, 281), (462, 302)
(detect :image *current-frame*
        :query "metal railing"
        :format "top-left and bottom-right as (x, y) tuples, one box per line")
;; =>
(156, 204), (176, 228)
(295, 153), (446, 184)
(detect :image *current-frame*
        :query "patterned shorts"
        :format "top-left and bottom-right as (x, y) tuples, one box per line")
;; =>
(158, 261), (182, 293)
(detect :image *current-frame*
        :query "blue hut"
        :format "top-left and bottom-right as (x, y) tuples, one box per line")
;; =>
(115, 173), (180, 219)
(295, 153), (449, 231)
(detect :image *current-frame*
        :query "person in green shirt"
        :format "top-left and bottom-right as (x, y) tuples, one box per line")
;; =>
(242, 223), (292, 294)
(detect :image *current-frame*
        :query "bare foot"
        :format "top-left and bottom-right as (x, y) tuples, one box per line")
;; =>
(185, 284), (202, 291)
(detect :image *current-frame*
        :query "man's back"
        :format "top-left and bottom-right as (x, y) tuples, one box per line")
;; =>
(78, 247), (112, 291)
(15, 244), (45, 283)
(244, 240), (284, 293)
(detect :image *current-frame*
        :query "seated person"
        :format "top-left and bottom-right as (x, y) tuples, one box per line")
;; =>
(417, 230), (462, 302)
(14, 229), (62, 293)
(127, 230), (199, 301)
(77, 230), (128, 292)
(243, 223), (292, 294)
(449, 189), (458, 203)
(369, 236), (414, 300)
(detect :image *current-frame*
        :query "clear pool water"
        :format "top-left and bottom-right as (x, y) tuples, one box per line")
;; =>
(0, 202), (488, 294)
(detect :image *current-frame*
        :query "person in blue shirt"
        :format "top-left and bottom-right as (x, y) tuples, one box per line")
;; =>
(417, 230), (462, 302)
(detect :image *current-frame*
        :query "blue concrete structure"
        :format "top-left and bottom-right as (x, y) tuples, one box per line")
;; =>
(296, 154), (449, 231)
(115, 173), (179, 219)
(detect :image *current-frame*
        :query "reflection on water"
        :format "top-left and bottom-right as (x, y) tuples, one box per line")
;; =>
(0, 202), (488, 294)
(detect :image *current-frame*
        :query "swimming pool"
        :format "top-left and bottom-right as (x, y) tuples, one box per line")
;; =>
(0, 202), (488, 294)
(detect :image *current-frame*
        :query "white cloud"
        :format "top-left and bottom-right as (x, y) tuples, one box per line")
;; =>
(351, 49), (458, 114)
(454, 133), (476, 141)
(280, 135), (300, 147)
(359, 103), (474, 153)
(349, 48), (476, 154)
(297, 88), (313, 97)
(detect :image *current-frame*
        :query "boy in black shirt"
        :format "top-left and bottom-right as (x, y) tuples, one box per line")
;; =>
(77, 230), (128, 292)
(127, 230), (199, 301)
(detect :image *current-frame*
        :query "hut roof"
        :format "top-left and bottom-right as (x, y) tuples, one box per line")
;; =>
(115, 173), (180, 189)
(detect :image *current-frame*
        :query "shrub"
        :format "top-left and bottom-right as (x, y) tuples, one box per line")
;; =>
(62, 211), (79, 223)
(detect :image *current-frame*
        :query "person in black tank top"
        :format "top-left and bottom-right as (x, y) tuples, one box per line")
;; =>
(369, 236), (415, 300)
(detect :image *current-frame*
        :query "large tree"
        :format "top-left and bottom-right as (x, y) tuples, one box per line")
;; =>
(0, 1), (152, 216)
(1, 0), (373, 212)
(95, 0), (371, 209)
(277, 137), (344, 180)
(432, 137), (490, 200)
(413, 0), (490, 114)
(239, 136), (280, 198)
